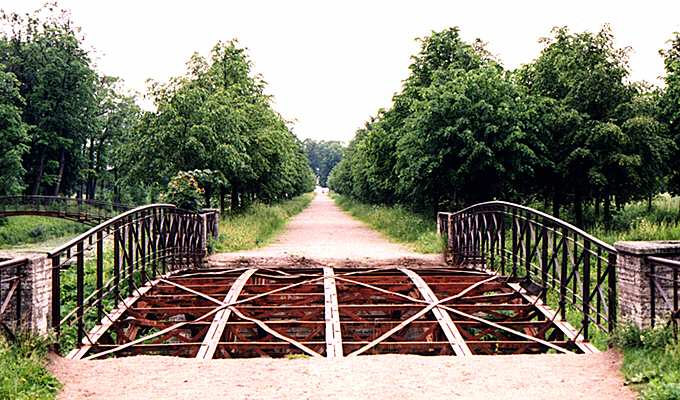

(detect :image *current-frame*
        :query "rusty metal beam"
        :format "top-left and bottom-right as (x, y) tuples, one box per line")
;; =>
(399, 268), (472, 356)
(196, 268), (257, 359)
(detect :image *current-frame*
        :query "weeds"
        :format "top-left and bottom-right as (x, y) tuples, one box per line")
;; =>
(332, 194), (443, 254)
(214, 194), (313, 252)
(0, 216), (87, 249)
(0, 333), (61, 400)
(612, 324), (680, 399)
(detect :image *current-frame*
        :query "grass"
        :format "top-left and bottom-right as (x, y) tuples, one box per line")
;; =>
(0, 334), (61, 400)
(0, 216), (88, 249)
(332, 194), (443, 254)
(214, 193), (314, 252)
(612, 324), (680, 399)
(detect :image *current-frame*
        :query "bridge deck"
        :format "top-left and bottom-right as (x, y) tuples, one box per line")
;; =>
(69, 266), (595, 360)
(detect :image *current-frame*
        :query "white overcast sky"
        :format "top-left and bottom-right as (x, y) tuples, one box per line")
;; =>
(3, 1), (680, 142)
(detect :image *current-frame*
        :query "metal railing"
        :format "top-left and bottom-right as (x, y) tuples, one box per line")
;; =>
(647, 256), (680, 331)
(47, 204), (217, 351)
(438, 201), (617, 341)
(0, 195), (132, 225)
(0, 257), (28, 340)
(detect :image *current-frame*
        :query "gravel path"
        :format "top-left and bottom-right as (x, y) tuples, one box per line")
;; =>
(50, 352), (633, 399)
(208, 192), (443, 268)
(49, 192), (635, 399)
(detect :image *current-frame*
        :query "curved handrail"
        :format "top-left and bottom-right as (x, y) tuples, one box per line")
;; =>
(0, 195), (133, 225)
(438, 200), (618, 340)
(438, 200), (616, 252)
(47, 203), (176, 257)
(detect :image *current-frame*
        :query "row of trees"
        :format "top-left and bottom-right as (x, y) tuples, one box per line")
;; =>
(329, 27), (680, 227)
(0, 5), (314, 211)
(302, 139), (344, 187)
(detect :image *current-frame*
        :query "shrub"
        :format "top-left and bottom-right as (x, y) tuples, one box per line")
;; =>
(162, 171), (205, 212)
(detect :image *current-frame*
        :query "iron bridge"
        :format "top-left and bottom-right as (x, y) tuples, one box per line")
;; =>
(69, 265), (596, 360)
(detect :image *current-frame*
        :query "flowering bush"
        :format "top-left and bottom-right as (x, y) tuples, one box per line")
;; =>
(162, 171), (204, 211)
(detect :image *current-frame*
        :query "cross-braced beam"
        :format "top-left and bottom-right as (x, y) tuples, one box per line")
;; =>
(399, 268), (472, 356)
(196, 268), (257, 359)
(323, 267), (343, 358)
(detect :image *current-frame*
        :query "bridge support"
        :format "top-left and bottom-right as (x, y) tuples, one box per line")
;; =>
(0, 253), (51, 337)
(615, 241), (680, 328)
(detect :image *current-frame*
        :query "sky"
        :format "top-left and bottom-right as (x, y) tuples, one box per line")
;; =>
(3, 0), (680, 143)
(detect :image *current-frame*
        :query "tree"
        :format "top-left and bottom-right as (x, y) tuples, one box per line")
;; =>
(661, 33), (680, 197)
(0, 66), (29, 195)
(303, 139), (344, 187)
(0, 5), (98, 196)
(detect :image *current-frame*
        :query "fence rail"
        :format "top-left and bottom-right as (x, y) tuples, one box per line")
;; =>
(0, 257), (28, 340)
(47, 204), (217, 351)
(438, 201), (617, 341)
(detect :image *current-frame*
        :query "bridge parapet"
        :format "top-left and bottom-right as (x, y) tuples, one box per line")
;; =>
(438, 201), (617, 341)
(0, 195), (131, 225)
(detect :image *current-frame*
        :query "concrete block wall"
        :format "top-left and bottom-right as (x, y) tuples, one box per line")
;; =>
(614, 241), (680, 328)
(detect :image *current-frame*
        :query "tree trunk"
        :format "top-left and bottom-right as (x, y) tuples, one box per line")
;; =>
(594, 197), (600, 222)
(53, 148), (66, 196)
(219, 186), (226, 214)
(231, 187), (239, 212)
(604, 194), (612, 230)
(204, 185), (212, 209)
(551, 190), (561, 219)
(32, 152), (46, 195)
(574, 193), (584, 228)
(647, 193), (653, 212)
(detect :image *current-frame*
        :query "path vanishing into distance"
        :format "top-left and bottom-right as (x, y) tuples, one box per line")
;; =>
(49, 192), (634, 400)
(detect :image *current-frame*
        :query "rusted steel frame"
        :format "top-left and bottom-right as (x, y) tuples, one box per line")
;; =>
(163, 276), (321, 358)
(228, 306), (323, 358)
(348, 276), (498, 357)
(399, 268), (471, 356)
(436, 304), (571, 354)
(508, 282), (597, 353)
(84, 269), (382, 359)
(68, 276), (164, 359)
(196, 268), (257, 359)
(323, 267), (343, 358)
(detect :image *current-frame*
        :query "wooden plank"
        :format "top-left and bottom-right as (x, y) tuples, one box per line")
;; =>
(508, 282), (598, 354)
(323, 267), (343, 358)
(399, 268), (472, 356)
(196, 268), (257, 359)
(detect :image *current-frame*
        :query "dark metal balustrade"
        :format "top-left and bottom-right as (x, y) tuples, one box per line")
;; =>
(438, 201), (617, 341)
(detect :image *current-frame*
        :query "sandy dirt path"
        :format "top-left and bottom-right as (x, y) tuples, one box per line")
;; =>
(49, 192), (635, 399)
(208, 192), (443, 267)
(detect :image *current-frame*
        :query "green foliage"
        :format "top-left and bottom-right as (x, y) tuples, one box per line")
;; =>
(332, 194), (443, 253)
(214, 193), (313, 252)
(0, 65), (29, 195)
(0, 334), (61, 399)
(162, 171), (205, 211)
(121, 40), (314, 212)
(302, 139), (344, 187)
(0, 216), (87, 248)
(613, 324), (680, 399)
(330, 25), (678, 231)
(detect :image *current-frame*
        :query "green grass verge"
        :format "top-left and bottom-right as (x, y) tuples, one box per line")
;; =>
(0, 216), (88, 249)
(0, 334), (61, 400)
(612, 324), (680, 399)
(214, 193), (314, 252)
(332, 194), (443, 254)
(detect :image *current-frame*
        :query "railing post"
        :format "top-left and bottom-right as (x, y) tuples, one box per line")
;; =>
(582, 240), (591, 341)
(96, 231), (104, 322)
(608, 252), (617, 333)
(76, 241), (84, 346)
(50, 254), (60, 343)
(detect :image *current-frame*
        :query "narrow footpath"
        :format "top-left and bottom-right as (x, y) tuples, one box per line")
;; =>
(50, 193), (635, 400)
